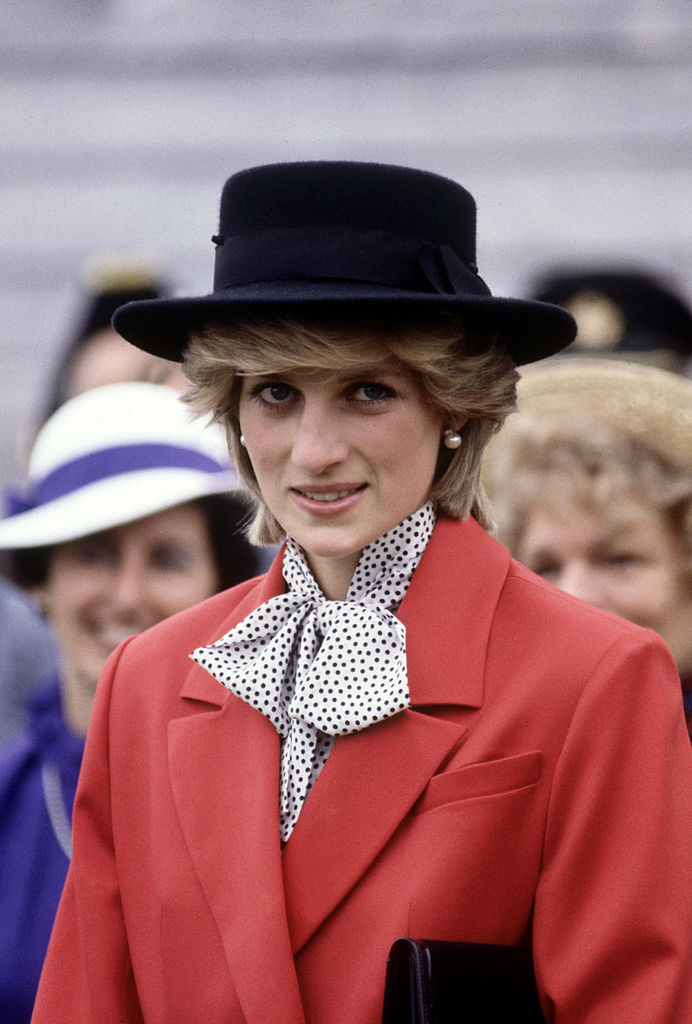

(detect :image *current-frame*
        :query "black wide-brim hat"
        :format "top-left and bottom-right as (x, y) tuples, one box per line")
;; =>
(113, 161), (577, 365)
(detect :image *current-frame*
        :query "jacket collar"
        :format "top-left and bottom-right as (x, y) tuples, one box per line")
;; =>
(180, 517), (509, 711)
(402, 515), (509, 707)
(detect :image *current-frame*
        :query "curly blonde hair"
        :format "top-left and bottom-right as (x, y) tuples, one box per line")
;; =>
(183, 310), (518, 545)
(484, 410), (692, 585)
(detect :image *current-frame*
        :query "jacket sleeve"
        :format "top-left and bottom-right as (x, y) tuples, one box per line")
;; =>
(533, 630), (692, 1023)
(31, 642), (144, 1024)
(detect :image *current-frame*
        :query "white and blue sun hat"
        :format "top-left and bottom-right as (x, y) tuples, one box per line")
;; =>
(0, 381), (241, 549)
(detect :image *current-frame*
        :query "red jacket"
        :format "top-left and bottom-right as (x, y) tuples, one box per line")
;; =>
(32, 517), (692, 1023)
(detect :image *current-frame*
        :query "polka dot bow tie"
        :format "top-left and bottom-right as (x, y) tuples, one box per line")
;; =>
(191, 502), (436, 841)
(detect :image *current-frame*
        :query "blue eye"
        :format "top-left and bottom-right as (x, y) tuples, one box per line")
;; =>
(351, 381), (395, 403)
(252, 382), (293, 405)
(268, 383), (292, 403)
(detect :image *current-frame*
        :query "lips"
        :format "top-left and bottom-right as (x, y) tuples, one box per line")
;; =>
(291, 483), (367, 514)
(294, 482), (365, 500)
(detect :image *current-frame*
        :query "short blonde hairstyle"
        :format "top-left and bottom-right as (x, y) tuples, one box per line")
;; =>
(183, 310), (518, 545)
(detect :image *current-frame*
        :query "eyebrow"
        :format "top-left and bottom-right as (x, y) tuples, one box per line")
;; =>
(243, 365), (396, 384)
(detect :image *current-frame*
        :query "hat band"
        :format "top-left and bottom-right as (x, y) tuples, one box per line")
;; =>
(19, 443), (226, 513)
(213, 226), (491, 298)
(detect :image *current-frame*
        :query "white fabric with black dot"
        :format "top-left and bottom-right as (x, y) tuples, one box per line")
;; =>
(190, 502), (436, 842)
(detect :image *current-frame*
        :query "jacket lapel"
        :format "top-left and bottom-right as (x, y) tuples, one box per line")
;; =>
(283, 517), (511, 953)
(168, 520), (511, 1001)
(169, 554), (307, 1024)
(282, 707), (470, 953)
(404, 516), (510, 707)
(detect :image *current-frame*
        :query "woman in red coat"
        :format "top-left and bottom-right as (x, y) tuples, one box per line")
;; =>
(32, 162), (692, 1024)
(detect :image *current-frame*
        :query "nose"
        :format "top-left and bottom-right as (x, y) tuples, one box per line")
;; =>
(291, 401), (348, 475)
(557, 562), (608, 609)
(110, 554), (150, 622)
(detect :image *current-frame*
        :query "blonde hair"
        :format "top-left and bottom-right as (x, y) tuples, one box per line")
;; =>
(485, 410), (692, 582)
(183, 310), (518, 544)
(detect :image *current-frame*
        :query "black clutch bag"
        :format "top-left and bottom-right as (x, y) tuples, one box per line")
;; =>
(382, 937), (545, 1024)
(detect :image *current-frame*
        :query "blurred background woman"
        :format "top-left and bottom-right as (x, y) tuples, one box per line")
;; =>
(0, 381), (261, 1024)
(483, 358), (692, 738)
(0, 254), (186, 745)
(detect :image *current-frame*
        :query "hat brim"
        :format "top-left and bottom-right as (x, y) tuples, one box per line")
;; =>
(0, 468), (240, 550)
(113, 282), (577, 367)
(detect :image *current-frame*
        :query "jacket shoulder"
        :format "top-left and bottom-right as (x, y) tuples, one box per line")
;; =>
(502, 556), (647, 644)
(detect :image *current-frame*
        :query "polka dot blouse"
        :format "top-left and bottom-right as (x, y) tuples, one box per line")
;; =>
(190, 501), (436, 842)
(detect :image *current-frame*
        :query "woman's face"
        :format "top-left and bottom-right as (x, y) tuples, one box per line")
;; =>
(517, 497), (692, 673)
(68, 328), (189, 397)
(238, 363), (446, 598)
(39, 503), (219, 733)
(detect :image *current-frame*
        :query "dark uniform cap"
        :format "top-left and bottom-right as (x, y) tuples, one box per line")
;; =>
(530, 269), (692, 372)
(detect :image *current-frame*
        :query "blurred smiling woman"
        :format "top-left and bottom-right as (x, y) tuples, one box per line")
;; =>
(0, 382), (260, 1023)
(483, 358), (692, 738)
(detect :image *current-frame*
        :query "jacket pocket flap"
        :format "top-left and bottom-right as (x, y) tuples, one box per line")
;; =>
(415, 750), (543, 815)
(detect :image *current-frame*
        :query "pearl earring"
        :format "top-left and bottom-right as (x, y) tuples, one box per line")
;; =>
(239, 435), (247, 448)
(443, 428), (462, 450)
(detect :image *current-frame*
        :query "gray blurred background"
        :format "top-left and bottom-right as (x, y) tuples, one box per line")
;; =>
(1, 0), (690, 491)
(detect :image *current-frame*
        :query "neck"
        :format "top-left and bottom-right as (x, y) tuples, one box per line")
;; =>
(303, 548), (361, 600)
